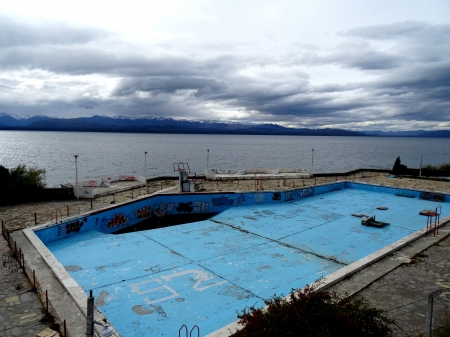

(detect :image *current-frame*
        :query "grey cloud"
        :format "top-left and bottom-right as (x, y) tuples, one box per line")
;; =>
(340, 21), (450, 42)
(329, 49), (401, 70)
(286, 42), (401, 70)
(1, 16), (449, 131)
(112, 76), (226, 96)
(0, 16), (108, 48)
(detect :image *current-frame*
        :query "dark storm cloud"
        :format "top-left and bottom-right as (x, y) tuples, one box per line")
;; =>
(2, 15), (450, 130)
(112, 76), (226, 96)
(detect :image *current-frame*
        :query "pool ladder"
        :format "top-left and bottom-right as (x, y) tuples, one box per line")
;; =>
(426, 206), (441, 236)
(179, 324), (200, 337)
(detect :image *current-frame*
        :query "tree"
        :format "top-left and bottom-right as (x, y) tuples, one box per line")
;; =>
(231, 281), (394, 337)
(392, 157), (407, 174)
(9, 164), (46, 189)
(0, 165), (11, 188)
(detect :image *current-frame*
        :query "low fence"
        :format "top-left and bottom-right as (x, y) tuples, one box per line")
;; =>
(31, 179), (450, 245)
(1, 221), (68, 337)
(33, 182), (345, 244)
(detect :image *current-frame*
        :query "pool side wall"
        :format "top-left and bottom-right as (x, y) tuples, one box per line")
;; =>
(33, 181), (450, 244)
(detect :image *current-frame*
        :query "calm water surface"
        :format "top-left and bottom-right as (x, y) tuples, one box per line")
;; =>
(0, 131), (449, 187)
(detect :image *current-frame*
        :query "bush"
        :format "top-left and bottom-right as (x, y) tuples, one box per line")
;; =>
(231, 281), (394, 337)
(8, 164), (46, 189)
(438, 163), (450, 171)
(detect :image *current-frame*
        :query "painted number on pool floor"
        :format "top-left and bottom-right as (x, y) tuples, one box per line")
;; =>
(129, 269), (227, 305)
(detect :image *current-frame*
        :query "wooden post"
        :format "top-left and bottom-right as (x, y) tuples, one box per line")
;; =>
(34, 212), (37, 225)
(86, 290), (94, 337)
(90, 199), (93, 209)
(426, 289), (443, 337)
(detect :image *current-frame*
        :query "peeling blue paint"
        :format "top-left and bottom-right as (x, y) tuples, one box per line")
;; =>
(41, 183), (449, 336)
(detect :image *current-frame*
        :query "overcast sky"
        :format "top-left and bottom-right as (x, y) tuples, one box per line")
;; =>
(1, 0), (449, 131)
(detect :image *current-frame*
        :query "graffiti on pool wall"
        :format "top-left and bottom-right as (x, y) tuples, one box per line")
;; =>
(158, 203), (175, 216)
(107, 213), (128, 228)
(236, 194), (246, 204)
(285, 191), (295, 201)
(254, 194), (266, 202)
(137, 206), (152, 220)
(66, 219), (85, 235)
(272, 193), (281, 200)
(298, 187), (315, 199)
(176, 202), (193, 213)
(212, 196), (234, 207)
(193, 201), (209, 212)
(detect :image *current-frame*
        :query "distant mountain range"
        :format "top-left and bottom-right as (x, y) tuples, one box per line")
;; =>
(0, 113), (449, 137)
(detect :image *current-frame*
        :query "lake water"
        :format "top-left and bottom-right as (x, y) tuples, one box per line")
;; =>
(0, 131), (449, 187)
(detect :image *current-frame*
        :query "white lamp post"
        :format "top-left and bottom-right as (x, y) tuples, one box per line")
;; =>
(311, 149), (314, 177)
(74, 154), (79, 186)
(419, 155), (422, 177)
(207, 149), (210, 169)
(144, 151), (148, 179)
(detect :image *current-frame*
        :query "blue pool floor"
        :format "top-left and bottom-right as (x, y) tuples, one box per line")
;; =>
(46, 188), (448, 337)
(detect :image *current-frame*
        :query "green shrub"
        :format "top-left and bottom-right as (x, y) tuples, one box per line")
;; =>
(231, 281), (394, 337)
(423, 164), (439, 171)
(438, 163), (450, 171)
(9, 164), (46, 189)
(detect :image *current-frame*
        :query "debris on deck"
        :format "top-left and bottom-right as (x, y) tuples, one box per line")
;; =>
(361, 215), (390, 228)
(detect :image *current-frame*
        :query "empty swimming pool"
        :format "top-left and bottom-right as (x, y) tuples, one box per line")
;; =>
(40, 183), (449, 336)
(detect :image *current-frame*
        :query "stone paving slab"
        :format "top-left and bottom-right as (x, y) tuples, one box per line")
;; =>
(0, 234), (50, 337)
(331, 227), (450, 336)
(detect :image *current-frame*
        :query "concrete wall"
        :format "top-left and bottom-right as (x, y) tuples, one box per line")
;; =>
(33, 181), (450, 245)
(34, 182), (343, 244)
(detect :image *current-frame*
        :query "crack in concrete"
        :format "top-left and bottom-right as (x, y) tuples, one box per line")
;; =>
(211, 219), (347, 266)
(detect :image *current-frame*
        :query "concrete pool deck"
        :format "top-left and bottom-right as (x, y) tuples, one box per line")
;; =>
(15, 183), (450, 337)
